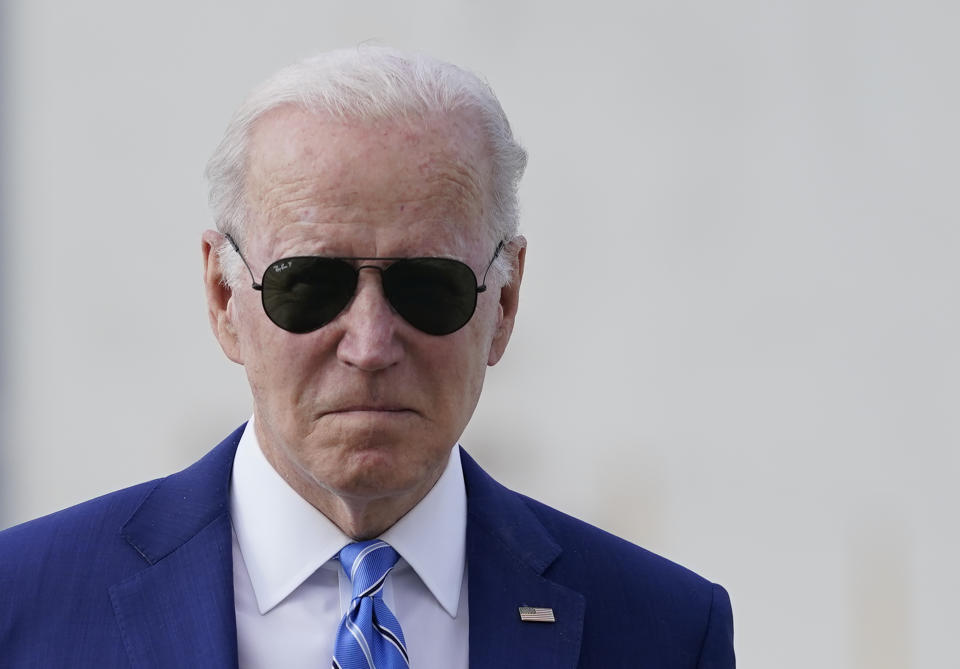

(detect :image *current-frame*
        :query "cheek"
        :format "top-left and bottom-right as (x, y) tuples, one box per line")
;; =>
(235, 303), (272, 371)
(235, 303), (323, 393)
(428, 331), (492, 417)
(468, 300), (500, 358)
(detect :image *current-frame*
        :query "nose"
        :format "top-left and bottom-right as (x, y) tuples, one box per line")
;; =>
(335, 267), (404, 371)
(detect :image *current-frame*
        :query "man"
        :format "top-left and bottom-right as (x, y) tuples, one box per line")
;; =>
(0, 47), (734, 667)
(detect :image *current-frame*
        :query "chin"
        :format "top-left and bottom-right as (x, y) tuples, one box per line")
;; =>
(325, 465), (421, 501)
(324, 444), (444, 500)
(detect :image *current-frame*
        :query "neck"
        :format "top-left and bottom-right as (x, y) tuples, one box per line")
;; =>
(304, 482), (431, 540)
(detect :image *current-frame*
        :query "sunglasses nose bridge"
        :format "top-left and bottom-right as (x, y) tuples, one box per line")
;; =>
(352, 264), (389, 306)
(341, 263), (399, 323)
(335, 265), (404, 371)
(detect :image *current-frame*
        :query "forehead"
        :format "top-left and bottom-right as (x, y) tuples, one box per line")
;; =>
(243, 106), (493, 255)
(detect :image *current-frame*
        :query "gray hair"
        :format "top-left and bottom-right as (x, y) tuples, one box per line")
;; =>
(205, 45), (527, 287)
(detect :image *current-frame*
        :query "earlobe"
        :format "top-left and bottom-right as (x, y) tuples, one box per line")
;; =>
(487, 240), (526, 366)
(201, 230), (244, 364)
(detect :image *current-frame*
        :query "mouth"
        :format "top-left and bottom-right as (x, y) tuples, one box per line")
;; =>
(325, 406), (416, 415)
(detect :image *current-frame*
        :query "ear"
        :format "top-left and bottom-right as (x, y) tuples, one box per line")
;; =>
(201, 229), (243, 364)
(487, 238), (526, 366)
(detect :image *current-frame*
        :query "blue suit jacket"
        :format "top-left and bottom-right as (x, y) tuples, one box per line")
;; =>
(0, 426), (734, 667)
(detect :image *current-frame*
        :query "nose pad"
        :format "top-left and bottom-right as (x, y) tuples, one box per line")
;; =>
(335, 267), (403, 371)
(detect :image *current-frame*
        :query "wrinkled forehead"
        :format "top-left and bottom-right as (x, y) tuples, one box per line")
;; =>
(242, 106), (496, 250)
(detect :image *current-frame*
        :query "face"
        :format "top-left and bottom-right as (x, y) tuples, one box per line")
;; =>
(203, 106), (523, 525)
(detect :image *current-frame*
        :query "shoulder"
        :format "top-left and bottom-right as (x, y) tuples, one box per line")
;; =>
(462, 448), (720, 600)
(521, 494), (734, 667)
(461, 449), (734, 667)
(0, 424), (244, 579)
(0, 426), (243, 665)
(522, 492), (716, 596)
(0, 479), (162, 590)
(526, 490), (724, 594)
(0, 479), (162, 662)
(0, 478), (160, 567)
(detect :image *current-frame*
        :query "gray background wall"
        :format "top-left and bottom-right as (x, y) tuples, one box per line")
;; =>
(2, 2), (957, 667)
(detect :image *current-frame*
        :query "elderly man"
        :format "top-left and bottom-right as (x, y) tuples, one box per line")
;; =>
(0, 47), (734, 667)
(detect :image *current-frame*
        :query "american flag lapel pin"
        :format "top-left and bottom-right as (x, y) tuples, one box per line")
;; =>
(518, 606), (556, 623)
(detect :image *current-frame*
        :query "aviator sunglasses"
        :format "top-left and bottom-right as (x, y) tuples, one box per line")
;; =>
(226, 234), (504, 336)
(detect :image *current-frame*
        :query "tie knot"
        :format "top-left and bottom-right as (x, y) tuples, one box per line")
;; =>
(338, 540), (400, 599)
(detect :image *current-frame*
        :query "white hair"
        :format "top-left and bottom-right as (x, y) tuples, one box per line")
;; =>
(205, 45), (527, 287)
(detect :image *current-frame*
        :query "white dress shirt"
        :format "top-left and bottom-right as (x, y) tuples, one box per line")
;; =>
(230, 418), (469, 668)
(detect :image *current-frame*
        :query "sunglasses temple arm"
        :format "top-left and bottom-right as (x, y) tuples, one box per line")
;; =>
(224, 233), (263, 291)
(477, 240), (506, 293)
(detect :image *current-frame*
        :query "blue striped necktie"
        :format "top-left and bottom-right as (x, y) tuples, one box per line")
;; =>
(333, 540), (409, 669)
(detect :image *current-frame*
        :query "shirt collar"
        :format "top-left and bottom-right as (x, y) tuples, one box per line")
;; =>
(380, 443), (466, 617)
(230, 417), (466, 617)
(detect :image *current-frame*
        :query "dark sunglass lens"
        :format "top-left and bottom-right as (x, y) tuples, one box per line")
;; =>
(383, 258), (478, 335)
(260, 258), (357, 333)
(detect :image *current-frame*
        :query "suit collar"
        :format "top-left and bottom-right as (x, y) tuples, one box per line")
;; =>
(119, 425), (242, 564)
(459, 448), (561, 573)
(461, 448), (585, 668)
(110, 425), (244, 668)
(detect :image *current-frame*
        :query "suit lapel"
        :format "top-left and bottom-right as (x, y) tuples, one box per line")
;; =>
(109, 426), (244, 668)
(461, 449), (585, 668)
